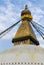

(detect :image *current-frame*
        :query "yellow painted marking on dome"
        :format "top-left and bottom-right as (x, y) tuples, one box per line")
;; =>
(21, 14), (32, 19)
(31, 54), (36, 62)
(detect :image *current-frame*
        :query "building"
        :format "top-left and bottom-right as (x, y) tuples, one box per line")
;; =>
(0, 5), (44, 65)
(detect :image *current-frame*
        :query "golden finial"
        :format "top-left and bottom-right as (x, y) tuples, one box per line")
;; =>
(25, 5), (28, 9)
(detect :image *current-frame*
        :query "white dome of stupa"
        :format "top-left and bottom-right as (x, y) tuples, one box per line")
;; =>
(0, 44), (44, 65)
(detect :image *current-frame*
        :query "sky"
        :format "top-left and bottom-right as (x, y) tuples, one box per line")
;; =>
(0, 0), (44, 52)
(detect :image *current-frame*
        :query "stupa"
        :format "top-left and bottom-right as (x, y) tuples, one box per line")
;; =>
(0, 5), (44, 65)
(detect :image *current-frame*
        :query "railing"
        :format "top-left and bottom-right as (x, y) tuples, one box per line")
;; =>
(0, 62), (44, 65)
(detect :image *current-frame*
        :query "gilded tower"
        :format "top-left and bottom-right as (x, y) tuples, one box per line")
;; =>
(12, 5), (39, 45)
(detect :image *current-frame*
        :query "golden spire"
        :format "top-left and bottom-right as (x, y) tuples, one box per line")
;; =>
(12, 5), (39, 45)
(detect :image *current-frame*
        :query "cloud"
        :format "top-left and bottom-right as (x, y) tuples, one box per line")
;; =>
(29, 6), (44, 22)
(0, 0), (44, 38)
(0, 0), (44, 37)
(0, 0), (44, 52)
(0, 23), (6, 31)
(0, 0), (20, 31)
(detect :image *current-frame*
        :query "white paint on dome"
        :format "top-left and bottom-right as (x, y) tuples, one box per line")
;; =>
(0, 44), (44, 65)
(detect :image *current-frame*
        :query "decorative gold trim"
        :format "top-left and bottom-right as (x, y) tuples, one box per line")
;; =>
(21, 14), (32, 19)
